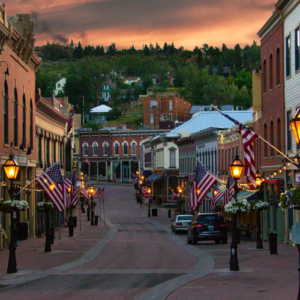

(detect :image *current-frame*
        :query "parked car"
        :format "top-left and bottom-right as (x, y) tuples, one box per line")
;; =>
(187, 213), (227, 245)
(171, 215), (194, 233)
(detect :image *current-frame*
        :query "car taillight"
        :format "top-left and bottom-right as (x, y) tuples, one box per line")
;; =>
(218, 224), (227, 229)
(177, 223), (182, 226)
(192, 224), (203, 228)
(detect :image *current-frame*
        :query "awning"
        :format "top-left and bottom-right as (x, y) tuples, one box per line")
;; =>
(142, 170), (152, 176)
(146, 174), (164, 182)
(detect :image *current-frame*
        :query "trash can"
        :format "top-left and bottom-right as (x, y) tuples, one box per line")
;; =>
(73, 216), (77, 228)
(95, 216), (99, 226)
(152, 208), (158, 217)
(168, 209), (171, 218)
(268, 232), (278, 254)
(236, 229), (242, 244)
(16, 223), (28, 240)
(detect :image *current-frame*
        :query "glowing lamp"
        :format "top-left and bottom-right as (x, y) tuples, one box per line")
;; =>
(196, 189), (200, 194)
(139, 180), (143, 185)
(136, 171), (139, 175)
(290, 106), (300, 145)
(50, 185), (55, 190)
(147, 188), (151, 193)
(229, 155), (244, 180)
(255, 170), (263, 188)
(3, 155), (20, 180)
(141, 175), (145, 180)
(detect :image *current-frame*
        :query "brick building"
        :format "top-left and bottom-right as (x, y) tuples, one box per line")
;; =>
(0, 9), (41, 245)
(143, 96), (191, 129)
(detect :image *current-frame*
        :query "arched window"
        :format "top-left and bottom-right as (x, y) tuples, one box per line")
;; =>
(103, 142), (109, 156)
(276, 48), (280, 86)
(30, 100), (33, 149)
(269, 54), (273, 90)
(277, 118), (281, 151)
(123, 141), (128, 155)
(270, 121), (274, 156)
(14, 89), (18, 146)
(92, 142), (98, 156)
(131, 140), (137, 155)
(82, 142), (88, 156)
(264, 124), (268, 157)
(114, 141), (119, 156)
(262, 60), (267, 94)
(4, 81), (8, 144)
(22, 95), (26, 146)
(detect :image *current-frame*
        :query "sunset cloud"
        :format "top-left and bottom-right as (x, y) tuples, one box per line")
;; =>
(6, 0), (275, 49)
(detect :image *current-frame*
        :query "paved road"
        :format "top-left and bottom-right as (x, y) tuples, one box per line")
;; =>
(0, 185), (213, 300)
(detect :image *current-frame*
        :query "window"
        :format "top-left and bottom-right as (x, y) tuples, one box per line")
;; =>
(286, 36), (291, 77)
(53, 141), (56, 162)
(14, 89), (18, 146)
(169, 113), (173, 122)
(150, 114), (154, 124)
(270, 121), (274, 156)
(123, 142), (128, 155)
(264, 124), (268, 157)
(276, 48), (280, 86)
(114, 142), (119, 156)
(150, 102), (154, 111)
(30, 100), (33, 148)
(131, 142), (137, 155)
(169, 100), (173, 110)
(296, 28), (300, 71)
(277, 119), (281, 151)
(269, 54), (273, 90)
(287, 111), (292, 151)
(157, 149), (164, 167)
(4, 81), (8, 144)
(83, 142), (88, 156)
(103, 142), (109, 156)
(57, 83), (61, 88)
(106, 92), (109, 98)
(262, 60), (267, 93)
(92, 142), (98, 156)
(22, 95), (26, 146)
(184, 102), (186, 112)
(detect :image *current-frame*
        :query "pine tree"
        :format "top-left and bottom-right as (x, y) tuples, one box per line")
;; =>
(233, 44), (243, 71)
(196, 51), (205, 69)
(143, 44), (150, 56)
(163, 42), (168, 53)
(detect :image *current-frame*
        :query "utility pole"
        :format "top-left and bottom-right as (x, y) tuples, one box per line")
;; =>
(82, 96), (85, 125)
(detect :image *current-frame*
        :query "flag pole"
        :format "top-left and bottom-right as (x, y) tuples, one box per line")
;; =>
(210, 105), (295, 165)
(14, 161), (61, 199)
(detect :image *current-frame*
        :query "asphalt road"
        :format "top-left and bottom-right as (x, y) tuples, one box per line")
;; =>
(0, 185), (212, 300)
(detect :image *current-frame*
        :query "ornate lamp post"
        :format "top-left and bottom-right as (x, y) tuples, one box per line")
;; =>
(255, 170), (264, 249)
(89, 185), (95, 225)
(229, 155), (244, 271)
(3, 155), (20, 273)
(147, 187), (151, 217)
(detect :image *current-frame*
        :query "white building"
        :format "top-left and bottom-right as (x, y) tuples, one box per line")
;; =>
(84, 104), (112, 124)
(53, 77), (66, 96)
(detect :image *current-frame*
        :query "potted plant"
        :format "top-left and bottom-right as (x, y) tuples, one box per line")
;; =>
(36, 201), (54, 213)
(280, 186), (300, 210)
(224, 199), (251, 214)
(0, 199), (29, 213)
(251, 200), (270, 211)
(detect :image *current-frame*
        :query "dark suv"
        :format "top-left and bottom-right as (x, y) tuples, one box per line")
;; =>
(187, 213), (227, 245)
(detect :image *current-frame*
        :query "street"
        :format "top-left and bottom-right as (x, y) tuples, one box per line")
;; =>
(0, 184), (298, 300)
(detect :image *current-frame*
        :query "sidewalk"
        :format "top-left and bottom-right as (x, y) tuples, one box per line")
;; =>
(137, 199), (300, 300)
(0, 206), (109, 281)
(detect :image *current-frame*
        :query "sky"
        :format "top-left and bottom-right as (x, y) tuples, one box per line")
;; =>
(6, 0), (276, 49)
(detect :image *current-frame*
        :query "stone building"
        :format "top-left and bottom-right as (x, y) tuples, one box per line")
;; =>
(0, 8), (41, 247)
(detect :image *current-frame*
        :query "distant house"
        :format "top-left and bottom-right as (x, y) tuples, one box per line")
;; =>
(84, 104), (112, 124)
(212, 66), (231, 78)
(123, 76), (140, 85)
(53, 77), (66, 96)
(189, 105), (213, 117)
(100, 81), (117, 102)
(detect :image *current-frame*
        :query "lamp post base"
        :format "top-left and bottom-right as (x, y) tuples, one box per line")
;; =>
(256, 210), (263, 249)
(229, 213), (239, 272)
(7, 242), (17, 274)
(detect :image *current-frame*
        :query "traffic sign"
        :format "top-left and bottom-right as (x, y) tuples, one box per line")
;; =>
(144, 192), (150, 199)
(142, 186), (148, 193)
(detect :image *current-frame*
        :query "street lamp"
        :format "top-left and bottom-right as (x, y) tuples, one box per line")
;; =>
(147, 187), (151, 217)
(229, 155), (244, 271)
(4, 155), (20, 273)
(255, 170), (264, 249)
(89, 185), (95, 225)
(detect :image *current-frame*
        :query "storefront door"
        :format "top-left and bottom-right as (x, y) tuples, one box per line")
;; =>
(123, 165), (129, 182)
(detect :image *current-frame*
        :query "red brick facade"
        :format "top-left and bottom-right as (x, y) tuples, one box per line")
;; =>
(254, 19), (285, 170)
(143, 96), (191, 129)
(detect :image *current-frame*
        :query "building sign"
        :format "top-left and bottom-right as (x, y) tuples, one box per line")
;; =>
(14, 154), (28, 166)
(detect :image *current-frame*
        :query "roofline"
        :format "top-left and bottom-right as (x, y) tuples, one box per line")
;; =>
(257, 11), (279, 38)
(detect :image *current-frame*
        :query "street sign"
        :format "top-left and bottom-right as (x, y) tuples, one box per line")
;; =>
(142, 187), (148, 193)
(144, 192), (150, 199)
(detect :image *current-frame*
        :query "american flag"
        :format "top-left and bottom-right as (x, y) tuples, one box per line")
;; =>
(190, 162), (216, 210)
(99, 188), (105, 201)
(36, 164), (66, 212)
(70, 174), (78, 206)
(80, 185), (89, 200)
(210, 185), (223, 211)
(171, 191), (178, 201)
(223, 175), (235, 206)
(85, 158), (91, 166)
(132, 173), (139, 185)
(213, 109), (258, 188)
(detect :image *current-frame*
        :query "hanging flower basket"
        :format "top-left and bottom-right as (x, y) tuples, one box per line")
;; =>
(251, 200), (269, 211)
(0, 199), (29, 213)
(36, 201), (54, 213)
(225, 200), (251, 214)
(280, 186), (300, 210)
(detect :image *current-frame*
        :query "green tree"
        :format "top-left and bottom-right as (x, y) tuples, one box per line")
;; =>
(105, 107), (122, 121)
(143, 44), (150, 56)
(233, 44), (243, 71)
